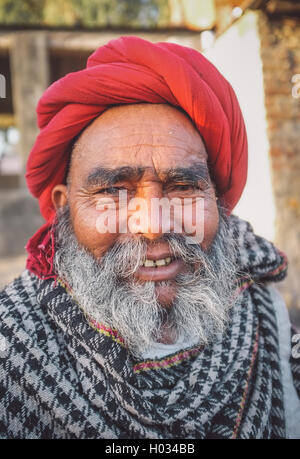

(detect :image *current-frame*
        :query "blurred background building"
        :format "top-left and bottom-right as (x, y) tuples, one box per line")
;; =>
(0, 0), (299, 326)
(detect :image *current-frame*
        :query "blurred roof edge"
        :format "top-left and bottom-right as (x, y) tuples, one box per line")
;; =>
(0, 24), (208, 33)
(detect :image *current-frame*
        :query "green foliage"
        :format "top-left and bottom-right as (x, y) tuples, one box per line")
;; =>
(0, 0), (46, 25)
(0, 0), (170, 28)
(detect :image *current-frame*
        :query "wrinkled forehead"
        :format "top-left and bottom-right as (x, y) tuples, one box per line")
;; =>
(68, 103), (208, 183)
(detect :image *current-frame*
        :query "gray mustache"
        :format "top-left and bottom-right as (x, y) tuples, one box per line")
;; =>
(101, 232), (211, 279)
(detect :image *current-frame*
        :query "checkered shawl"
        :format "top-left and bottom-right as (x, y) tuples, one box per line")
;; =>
(0, 216), (297, 439)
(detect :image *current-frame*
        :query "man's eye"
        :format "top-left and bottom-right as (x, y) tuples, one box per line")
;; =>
(169, 184), (198, 192)
(176, 185), (194, 190)
(99, 187), (126, 195)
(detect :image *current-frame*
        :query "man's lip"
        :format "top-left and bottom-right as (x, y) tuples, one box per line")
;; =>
(133, 258), (184, 281)
(145, 251), (174, 261)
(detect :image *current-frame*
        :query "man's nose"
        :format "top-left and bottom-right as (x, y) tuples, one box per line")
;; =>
(132, 182), (165, 241)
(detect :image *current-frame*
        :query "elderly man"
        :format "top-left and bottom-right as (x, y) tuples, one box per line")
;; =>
(0, 37), (299, 439)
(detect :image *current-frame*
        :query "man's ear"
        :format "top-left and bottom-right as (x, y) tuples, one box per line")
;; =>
(51, 184), (68, 210)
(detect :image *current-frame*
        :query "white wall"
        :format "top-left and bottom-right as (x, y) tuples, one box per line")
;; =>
(205, 11), (275, 241)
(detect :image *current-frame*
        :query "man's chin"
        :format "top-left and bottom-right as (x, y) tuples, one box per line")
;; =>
(155, 281), (177, 308)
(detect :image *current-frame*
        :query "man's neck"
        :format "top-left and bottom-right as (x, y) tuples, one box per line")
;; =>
(157, 324), (178, 345)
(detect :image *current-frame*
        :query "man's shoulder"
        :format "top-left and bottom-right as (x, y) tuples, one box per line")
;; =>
(0, 270), (50, 347)
(267, 283), (300, 438)
(0, 271), (66, 438)
(0, 270), (39, 317)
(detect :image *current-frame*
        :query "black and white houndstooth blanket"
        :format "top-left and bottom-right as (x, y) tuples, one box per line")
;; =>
(0, 216), (299, 439)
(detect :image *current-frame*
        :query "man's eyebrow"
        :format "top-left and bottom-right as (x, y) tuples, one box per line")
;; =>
(84, 163), (209, 187)
(162, 163), (210, 184)
(84, 166), (146, 187)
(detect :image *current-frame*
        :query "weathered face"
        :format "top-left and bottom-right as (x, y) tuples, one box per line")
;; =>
(52, 103), (219, 307)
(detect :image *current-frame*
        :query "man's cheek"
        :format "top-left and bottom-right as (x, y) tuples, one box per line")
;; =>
(180, 198), (205, 243)
(180, 198), (218, 248)
(201, 203), (219, 251)
(72, 207), (119, 257)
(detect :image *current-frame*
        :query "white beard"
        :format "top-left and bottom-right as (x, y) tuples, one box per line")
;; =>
(54, 206), (238, 359)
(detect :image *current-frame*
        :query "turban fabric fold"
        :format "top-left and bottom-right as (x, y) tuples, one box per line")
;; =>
(25, 36), (248, 279)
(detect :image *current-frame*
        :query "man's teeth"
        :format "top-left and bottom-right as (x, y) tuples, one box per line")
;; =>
(142, 257), (172, 267)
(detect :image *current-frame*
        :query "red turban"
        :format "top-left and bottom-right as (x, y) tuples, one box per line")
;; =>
(25, 36), (248, 279)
